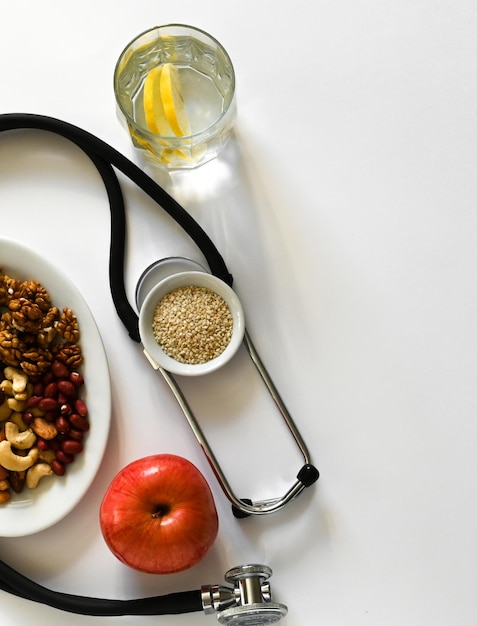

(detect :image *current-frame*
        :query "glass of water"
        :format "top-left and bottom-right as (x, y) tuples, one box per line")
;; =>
(114, 24), (236, 170)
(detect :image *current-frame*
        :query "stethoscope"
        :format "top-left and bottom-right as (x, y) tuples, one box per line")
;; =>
(0, 113), (319, 622)
(0, 558), (287, 623)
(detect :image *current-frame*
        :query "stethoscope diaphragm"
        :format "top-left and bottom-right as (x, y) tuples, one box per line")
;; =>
(135, 256), (208, 309)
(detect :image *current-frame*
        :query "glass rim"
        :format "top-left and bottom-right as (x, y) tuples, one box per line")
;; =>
(113, 23), (236, 141)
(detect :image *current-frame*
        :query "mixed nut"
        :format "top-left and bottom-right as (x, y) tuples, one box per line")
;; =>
(0, 268), (88, 504)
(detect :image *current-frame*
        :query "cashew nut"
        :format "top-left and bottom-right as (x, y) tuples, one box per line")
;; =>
(9, 411), (28, 432)
(0, 441), (38, 471)
(0, 491), (11, 504)
(7, 397), (26, 412)
(26, 463), (53, 489)
(31, 418), (58, 440)
(38, 449), (56, 464)
(5, 422), (36, 450)
(0, 380), (13, 396)
(0, 479), (9, 491)
(4, 366), (28, 396)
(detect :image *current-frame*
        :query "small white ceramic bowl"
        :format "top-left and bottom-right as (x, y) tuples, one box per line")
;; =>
(139, 271), (245, 376)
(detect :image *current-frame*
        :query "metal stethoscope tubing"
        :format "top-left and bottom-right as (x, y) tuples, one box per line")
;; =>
(158, 330), (317, 517)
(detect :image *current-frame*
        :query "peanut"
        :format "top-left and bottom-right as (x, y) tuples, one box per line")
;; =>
(55, 416), (70, 434)
(57, 380), (76, 398)
(61, 440), (83, 455)
(38, 397), (58, 413)
(36, 438), (49, 452)
(55, 450), (74, 465)
(26, 396), (42, 408)
(68, 429), (84, 442)
(50, 460), (65, 476)
(70, 372), (84, 387)
(51, 360), (70, 378)
(44, 382), (58, 397)
(69, 413), (89, 432)
(75, 398), (88, 417)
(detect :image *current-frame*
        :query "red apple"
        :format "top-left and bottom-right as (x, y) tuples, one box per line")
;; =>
(99, 454), (219, 574)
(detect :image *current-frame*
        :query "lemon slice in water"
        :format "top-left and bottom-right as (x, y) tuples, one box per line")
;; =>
(143, 63), (191, 137)
(159, 63), (191, 137)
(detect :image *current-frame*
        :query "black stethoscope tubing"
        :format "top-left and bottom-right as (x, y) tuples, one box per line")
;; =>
(0, 112), (230, 616)
(0, 113), (319, 512)
(0, 555), (202, 616)
(0, 113), (311, 618)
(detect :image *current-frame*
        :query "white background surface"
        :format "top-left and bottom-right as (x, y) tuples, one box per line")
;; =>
(1, 1), (476, 624)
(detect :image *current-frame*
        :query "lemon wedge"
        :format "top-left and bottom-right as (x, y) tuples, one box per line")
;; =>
(159, 64), (191, 136)
(143, 63), (191, 137)
(143, 66), (169, 135)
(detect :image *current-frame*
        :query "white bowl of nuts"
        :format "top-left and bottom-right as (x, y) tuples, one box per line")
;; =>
(139, 271), (245, 376)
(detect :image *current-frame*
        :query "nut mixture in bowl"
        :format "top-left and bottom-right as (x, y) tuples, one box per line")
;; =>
(0, 268), (89, 504)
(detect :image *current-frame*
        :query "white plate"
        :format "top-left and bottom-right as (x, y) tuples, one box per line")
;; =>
(0, 237), (111, 536)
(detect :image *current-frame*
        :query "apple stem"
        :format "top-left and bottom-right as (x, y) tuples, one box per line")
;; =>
(151, 504), (171, 519)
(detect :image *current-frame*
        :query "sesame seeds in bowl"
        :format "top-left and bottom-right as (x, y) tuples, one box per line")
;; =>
(138, 271), (245, 376)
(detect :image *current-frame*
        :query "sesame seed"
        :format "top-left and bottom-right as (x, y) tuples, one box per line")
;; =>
(152, 285), (233, 364)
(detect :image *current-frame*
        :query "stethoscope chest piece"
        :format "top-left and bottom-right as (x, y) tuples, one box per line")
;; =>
(135, 256), (208, 310)
(218, 604), (288, 625)
(203, 564), (288, 625)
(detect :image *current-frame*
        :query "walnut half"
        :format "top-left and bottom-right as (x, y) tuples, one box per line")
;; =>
(55, 308), (80, 344)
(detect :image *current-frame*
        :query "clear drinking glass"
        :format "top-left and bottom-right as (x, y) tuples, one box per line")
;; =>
(114, 24), (236, 170)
